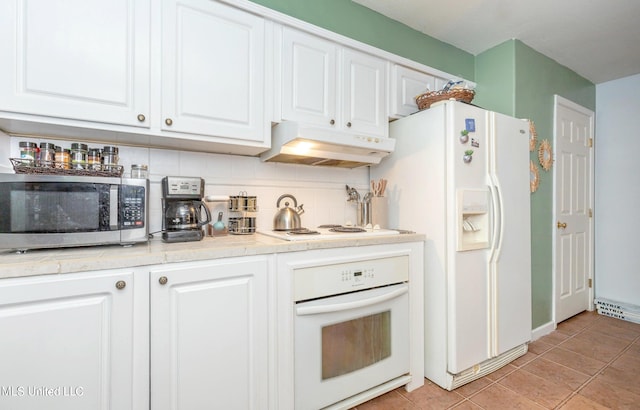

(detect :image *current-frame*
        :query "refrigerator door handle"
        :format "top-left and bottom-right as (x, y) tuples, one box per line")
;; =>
(488, 183), (503, 262)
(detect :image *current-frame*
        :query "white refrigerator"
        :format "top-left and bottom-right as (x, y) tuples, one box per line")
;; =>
(372, 101), (531, 390)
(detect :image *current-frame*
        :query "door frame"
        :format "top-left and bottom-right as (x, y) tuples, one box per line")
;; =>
(552, 95), (595, 325)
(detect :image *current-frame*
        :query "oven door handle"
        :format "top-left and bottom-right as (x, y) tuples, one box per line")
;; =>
(296, 285), (408, 316)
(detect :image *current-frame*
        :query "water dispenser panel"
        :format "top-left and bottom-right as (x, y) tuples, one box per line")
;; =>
(457, 189), (490, 251)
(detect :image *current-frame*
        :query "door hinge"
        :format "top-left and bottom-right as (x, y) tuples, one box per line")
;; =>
(588, 138), (593, 148)
(589, 208), (593, 218)
(588, 278), (592, 288)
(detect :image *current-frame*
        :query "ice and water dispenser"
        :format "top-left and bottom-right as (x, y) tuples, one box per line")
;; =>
(456, 189), (490, 251)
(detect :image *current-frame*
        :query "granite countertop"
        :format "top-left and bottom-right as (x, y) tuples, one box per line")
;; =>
(0, 232), (425, 280)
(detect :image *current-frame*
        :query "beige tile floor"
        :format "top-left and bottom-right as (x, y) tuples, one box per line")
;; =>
(356, 311), (640, 409)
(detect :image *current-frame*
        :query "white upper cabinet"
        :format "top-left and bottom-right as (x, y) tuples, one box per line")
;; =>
(0, 0), (150, 127)
(342, 48), (388, 136)
(161, 0), (267, 142)
(390, 65), (435, 118)
(389, 65), (454, 118)
(280, 26), (388, 138)
(281, 27), (337, 127)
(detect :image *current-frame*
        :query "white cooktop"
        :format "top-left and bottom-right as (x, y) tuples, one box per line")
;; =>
(257, 227), (401, 241)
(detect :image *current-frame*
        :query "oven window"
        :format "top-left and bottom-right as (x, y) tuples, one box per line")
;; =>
(321, 311), (391, 380)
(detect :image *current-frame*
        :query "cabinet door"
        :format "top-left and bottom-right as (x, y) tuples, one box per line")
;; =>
(342, 48), (388, 137)
(162, 0), (266, 143)
(150, 257), (269, 410)
(390, 65), (436, 118)
(0, 271), (136, 410)
(281, 26), (337, 127)
(0, 0), (150, 127)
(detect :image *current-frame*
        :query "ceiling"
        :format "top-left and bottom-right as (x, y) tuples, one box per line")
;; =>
(352, 0), (640, 84)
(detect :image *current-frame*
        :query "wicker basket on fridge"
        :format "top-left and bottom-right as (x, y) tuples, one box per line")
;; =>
(415, 88), (475, 110)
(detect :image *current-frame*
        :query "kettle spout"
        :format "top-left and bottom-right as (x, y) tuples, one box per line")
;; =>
(296, 204), (305, 215)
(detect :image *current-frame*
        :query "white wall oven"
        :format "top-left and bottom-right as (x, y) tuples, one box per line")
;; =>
(275, 244), (423, 410)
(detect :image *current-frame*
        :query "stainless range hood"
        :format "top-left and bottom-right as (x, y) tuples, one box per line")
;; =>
(260, 122), (395, 168)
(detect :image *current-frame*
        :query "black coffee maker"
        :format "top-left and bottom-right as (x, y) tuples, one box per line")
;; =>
(161, 176), (212, 242)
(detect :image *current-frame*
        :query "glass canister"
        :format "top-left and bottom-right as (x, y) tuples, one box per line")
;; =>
(70, 143), (88, 170)
(19, 141), (37, 166)
(131, 164), (148, 179)
(87, 148), (102, 171)
(38, 142), (56, 168)
(102, 146), (119, 173)
(55, 146), (71, 170)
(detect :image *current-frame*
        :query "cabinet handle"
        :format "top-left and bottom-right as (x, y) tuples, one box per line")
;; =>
(165, 118), (173, 126)
(115, 280), (126, 290)
(159, 276), (168, 285)
(329, 119), (335, 125)
(137, 114), (146, 122)
(346, 122), (352, 128)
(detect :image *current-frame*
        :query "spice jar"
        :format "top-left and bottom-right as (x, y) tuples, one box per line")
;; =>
(38, 142), (56, 168)
(131, 164), (148, 179)
(19, 141), (37, 166)
(55, 146), (71, 170)
(102, 146), (119, 173)
(87, 148), (102, 171)
(70, 143), (88, 170)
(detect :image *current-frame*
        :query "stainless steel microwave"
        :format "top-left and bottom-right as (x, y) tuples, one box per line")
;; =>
(0, 174), (148, 251)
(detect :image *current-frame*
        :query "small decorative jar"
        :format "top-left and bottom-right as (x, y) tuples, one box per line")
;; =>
(38, 142), (56, 168)
(87, 148), (102, 171)
(70, 143), (88, 170)
(19, 141), (37, 166)
(101, 146), (119, 173)
(55, 146), (71, 170)
(131, 164), (148, 179)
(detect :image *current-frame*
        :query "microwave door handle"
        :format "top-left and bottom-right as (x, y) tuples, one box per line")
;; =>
(110, 185), (119, 230)
(295, 285), (408, 316)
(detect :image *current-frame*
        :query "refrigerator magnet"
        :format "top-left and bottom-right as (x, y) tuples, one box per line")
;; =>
(465, 118), (476, 132)
(463, 150), (474, 163)
(459, 130), (469, 144)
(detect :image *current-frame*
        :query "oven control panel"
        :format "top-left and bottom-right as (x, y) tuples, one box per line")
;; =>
(294, 255), (409, 302)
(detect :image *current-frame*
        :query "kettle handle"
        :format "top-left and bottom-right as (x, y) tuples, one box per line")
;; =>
(276, 194), (297, 208)
(194, 200), (212, 228)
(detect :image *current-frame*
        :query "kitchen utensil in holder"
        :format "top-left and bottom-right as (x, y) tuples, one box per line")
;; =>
(357, 201), (371, 227)
(371, 196), (388, 228)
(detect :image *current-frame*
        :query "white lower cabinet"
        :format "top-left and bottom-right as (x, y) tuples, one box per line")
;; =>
(149, 256), (270, 410)
(0, 254), (271, 410)
(0, 269), (142, 410)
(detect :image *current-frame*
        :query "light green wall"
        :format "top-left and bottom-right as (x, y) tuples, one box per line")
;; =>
(253, 0), (598, 330)
(249, 0), (475, 80)
(474, 41), (516, 115)
(475, 40), (595, 328)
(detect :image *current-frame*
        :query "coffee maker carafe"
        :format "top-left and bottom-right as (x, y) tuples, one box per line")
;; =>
(161, 176), (211, 242)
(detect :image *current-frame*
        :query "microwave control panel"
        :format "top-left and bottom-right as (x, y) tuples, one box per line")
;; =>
(120, 185), (146, 228)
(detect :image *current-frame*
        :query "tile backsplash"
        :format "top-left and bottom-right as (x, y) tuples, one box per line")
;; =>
(7, 136), (371, 234)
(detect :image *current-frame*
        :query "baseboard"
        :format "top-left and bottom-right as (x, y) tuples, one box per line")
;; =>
(531, 320), (556, 341)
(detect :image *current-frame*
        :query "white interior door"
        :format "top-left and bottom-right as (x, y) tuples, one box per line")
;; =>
(553, 95), (594, 323)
